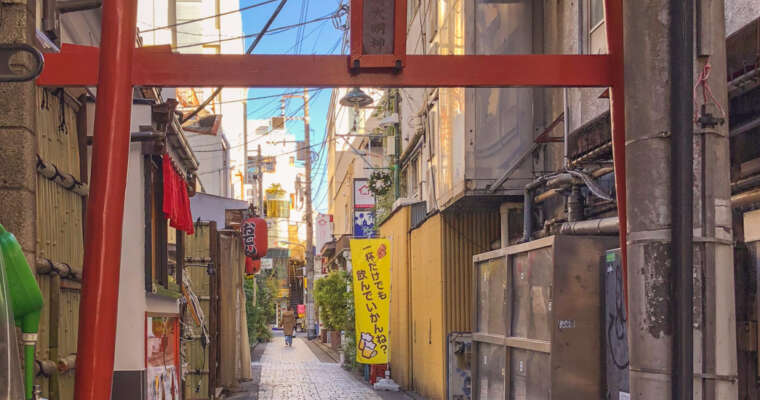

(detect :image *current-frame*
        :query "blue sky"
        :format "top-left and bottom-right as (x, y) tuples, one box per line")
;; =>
(240, 0), (347, 213)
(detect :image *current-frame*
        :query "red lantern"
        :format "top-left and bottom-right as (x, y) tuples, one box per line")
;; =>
(241, 217), (268, 259)
(245, 257), (261, 275)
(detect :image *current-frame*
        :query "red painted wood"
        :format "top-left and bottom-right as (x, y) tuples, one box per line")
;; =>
(74, 0), (138, 399)
(39, 47), (614, 88)
(604, 0), (628, 313)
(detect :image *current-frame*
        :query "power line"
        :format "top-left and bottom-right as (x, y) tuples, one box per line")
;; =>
(180, 0), (288, 124)
(217, 89), (318, 105)
(140, 0), (278, 33)
(190, 89), (326, 154)
(173, 11), (341, 50)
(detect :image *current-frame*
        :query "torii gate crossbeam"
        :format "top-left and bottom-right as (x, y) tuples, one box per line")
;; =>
(35, 0), (625, 399)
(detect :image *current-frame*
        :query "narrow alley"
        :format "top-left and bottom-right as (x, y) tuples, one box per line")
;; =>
(3, 1), (760, 400)
(227, 332), (411, 400)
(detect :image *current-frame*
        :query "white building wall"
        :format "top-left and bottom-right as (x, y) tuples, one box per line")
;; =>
(113, 109), (180, 372)
(137, 0), (246, 199)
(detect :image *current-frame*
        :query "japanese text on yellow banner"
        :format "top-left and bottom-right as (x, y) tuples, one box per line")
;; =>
(350, 239), (391, 364)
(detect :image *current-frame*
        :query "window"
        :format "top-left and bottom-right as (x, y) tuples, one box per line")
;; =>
(588, 0), (608, 54)
(144, 154), (183, 297)
(409, 155), (420, 199)
(590, 0), (605, 29)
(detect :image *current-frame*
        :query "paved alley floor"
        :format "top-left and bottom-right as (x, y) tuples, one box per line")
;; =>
(254, 332), (404, 400)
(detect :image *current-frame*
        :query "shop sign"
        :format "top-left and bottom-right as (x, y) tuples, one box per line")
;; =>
(350, 239), (391, 364)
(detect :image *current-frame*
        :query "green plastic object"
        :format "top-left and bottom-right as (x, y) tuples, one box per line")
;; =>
(1, 250), (25, 400)
(0, 223), (43, 400)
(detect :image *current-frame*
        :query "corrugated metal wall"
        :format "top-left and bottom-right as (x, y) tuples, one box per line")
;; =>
(441, 209), (500, 334)
(35, 88), (85, 400)
(404, 207), (499, 399)
(378, 206), (412, 389)
(409, 213), (445, 399)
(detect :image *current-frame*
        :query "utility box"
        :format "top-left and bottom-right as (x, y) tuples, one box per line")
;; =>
(447, 333), (473, 400)
(471, 235), (617, 399)
(603, 249), (630, 400)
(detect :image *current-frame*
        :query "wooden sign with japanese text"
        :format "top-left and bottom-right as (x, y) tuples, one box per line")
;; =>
(350, 239), (391, 364)
(350, 0), (407, 69)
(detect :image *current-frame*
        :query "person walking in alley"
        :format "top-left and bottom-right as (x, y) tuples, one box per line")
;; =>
(281, 306), (296, 347)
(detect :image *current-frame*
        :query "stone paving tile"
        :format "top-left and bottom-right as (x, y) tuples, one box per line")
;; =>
(256, 334), (384, 400)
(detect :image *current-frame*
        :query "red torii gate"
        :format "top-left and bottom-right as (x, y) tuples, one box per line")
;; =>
(37, 0), (625, 398)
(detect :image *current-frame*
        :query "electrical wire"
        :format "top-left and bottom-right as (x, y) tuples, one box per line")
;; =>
(173, 10), (342, 50)
(140, 0), (278, 33)
(180, 0), (288, 124)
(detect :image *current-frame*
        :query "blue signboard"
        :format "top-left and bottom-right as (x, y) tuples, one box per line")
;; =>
(353, 210), (376, 238)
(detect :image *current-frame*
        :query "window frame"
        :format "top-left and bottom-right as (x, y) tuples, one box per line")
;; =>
(144, 154), (184, 298)
(589, 0), (606, 36)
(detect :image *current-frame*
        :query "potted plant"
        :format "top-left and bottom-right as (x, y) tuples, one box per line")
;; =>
(314, 271), (350, 351)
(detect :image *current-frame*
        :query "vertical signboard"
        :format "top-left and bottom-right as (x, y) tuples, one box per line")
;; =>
(350, 0), (407, 69)
(315, 213), (334, 253)
(354, 210), (376, 238)
(354, 179), (376, 209)
(350, 239), (391, 364)
(361, 0), (395, 54)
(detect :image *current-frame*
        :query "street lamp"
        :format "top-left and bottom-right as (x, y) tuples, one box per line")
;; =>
(339, 87), (374, 108)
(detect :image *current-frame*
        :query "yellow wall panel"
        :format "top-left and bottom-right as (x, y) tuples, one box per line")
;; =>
(410, 214), (445, 399)
(379, 207), (412, 389)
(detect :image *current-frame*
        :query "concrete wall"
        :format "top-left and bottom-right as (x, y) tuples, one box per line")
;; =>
(410, 214), (445, 399)
(378, 206), (412, 389)
(725, 0), (760, 36)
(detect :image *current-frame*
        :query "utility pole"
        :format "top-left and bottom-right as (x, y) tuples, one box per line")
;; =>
(243, 102), (248, 202)
(624, 1), (737, 399)
(303, 88), (316, 339)
(257, 144), (263, 214)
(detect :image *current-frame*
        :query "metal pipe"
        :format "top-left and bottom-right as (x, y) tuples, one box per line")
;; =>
(731, 187), (760, 208)
(559, 217), (619, 235)
(129, 131), (164, 142)
(534, 188), (562, 204)
(522, 186), (533, 242)
(57, 0), (102, 14)
(592, 167), (614, 178)
(563, 88), (570, 168)
(545, 174), (574, 188)
(671, 0), (693, 396)
(74, 0), (137, 398)
(567, 185), (583, 222)
(731, 173), (760, 193)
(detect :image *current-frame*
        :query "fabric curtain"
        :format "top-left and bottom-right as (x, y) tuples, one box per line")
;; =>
(162, 153), (194, 234)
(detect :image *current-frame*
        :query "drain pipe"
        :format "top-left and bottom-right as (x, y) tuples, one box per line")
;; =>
(522, 184), (535, 242)
(522, 176), (556, 242)
(670, 0), (694, 397)
(559, 217), (619, 235)
(563, 88), (570, 168)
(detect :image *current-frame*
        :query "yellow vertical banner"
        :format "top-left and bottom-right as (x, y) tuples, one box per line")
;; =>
(350, 238), (391, 364)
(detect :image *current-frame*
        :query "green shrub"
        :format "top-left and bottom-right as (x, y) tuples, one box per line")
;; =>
(245, 271), (277, 343)
(314, 270), (350, 331)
